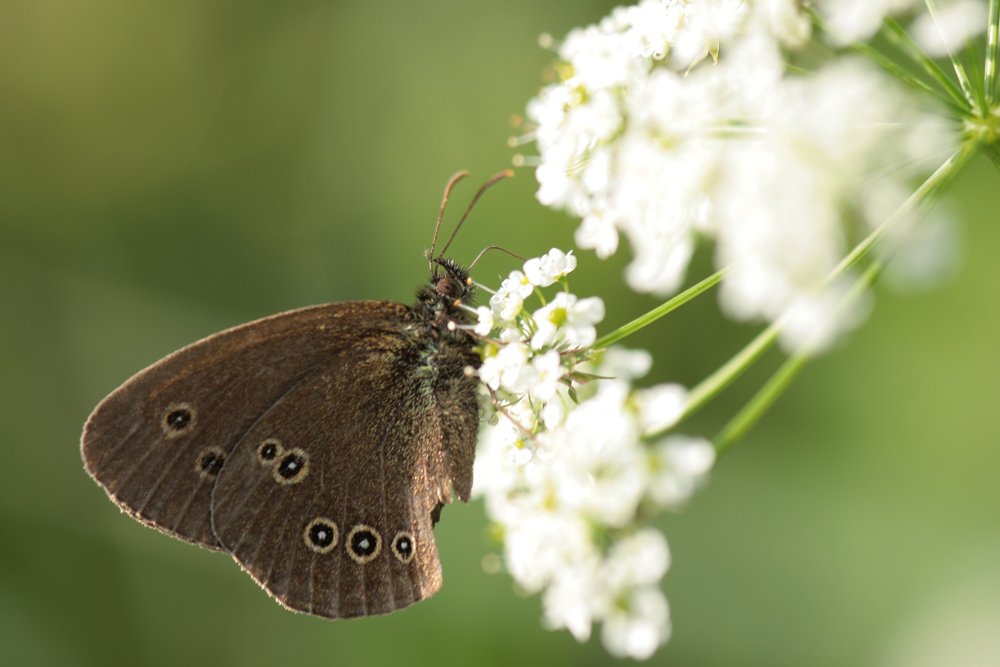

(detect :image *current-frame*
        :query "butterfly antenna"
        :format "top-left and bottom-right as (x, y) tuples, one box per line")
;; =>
(468, 245), (525, 271)
(430, 170), (470, 273)
(437, 169), (515, 260)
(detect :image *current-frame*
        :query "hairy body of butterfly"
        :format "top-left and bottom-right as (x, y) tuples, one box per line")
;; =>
(81, 258), (481, 619)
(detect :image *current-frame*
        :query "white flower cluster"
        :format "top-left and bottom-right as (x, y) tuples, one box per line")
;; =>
(911, 0), (989, 57)
(524, 0), (962, 352)
(814, 0), (921, 45)
(471, 249), (715, 660)
(816, 0), (987, 48)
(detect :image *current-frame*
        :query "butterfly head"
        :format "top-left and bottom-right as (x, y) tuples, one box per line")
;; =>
(414, 255), (477, 327)
(429, 256), (476, 304)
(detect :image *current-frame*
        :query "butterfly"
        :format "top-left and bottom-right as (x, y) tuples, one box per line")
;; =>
(81, 170), (512, 619)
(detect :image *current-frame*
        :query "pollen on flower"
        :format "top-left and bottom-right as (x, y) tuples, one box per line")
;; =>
(524, 248), (578, 286)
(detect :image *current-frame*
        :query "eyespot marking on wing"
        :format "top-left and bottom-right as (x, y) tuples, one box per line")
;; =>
(272, 448), (309, 485)
(347, 525), (382, 563)
(391, 531), (416, 563)
(304, 518), (339, 554)
(196, 446), (225, 478)
(162, 403), (195, 437)
(257, 439), (283, 464)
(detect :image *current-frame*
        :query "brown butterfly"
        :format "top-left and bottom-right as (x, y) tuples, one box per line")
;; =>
(81, 170), (512, 619)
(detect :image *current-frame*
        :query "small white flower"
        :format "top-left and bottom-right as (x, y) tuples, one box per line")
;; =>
(912, 0), (988, 58)
(815, 0), (920, 45)
(576, 209), (620, 259)
(507, 270), (536, 299)
(531, 292), (605, 350)
(753, 0), (812, 47)
(495, 342), (532, 394)
(599, 529), (671, 591)
(647, 435), (716, 508)
(546, 381), (646, 525)
(529, 350), (565, 402)
(670, 0), (748, 67)
(600, 586), (671, 660)
(504, 511), (597, 593)
(494, 400), (538, 453)
(542, 562), (599, 641)
(479, 342), (533, 394)
(478, 354), (503, 391)
(508, 441), (534, 466)
(534, 143), (576, 208)
(560, 26), (648, 91)
(541, 401), (564, 428)
(634, 383), (688, 435)
(498, 326), (526, 343)
(622, 0), (684, 59)
(524, 248), (579, 287)
(490, 270), (534, 322)
(566, 89), (623, 144)
(474, 305), (495, 336)
(596, 346), (652, 381)
(489, 291), (523, 322)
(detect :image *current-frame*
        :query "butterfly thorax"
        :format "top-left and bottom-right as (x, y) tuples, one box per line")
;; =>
(406, 257), (480, 376)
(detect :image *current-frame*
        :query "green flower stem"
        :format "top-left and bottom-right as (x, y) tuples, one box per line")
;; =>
(966, 40), (987, 110)
(825, 144), (973, 287)
(712, 340), (808, 456)
(670, 149), (969, 433)
(988, 0), (1000, 104)
(883, 17), (973, 110)
(881, 20), (963, 103)
(712, 261), (883, 456)
(593, 267), (729, 350)
(676, 320), (781, 426)
(982, 141), (1000, 169)
(855, 38), (965, 113)
(806, 7), (965, 114)
(783, 63), (816, 77)
(923, 0), (978, 110)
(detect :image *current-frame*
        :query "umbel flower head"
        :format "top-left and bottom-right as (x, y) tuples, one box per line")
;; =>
(520, 0), (970, 353)
(492, 0), (998, 660)
(470, 248), (715, 660)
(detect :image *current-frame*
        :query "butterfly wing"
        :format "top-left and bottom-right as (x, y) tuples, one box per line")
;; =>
(210, 320), (481, 618)
(80, 301), (415, 550)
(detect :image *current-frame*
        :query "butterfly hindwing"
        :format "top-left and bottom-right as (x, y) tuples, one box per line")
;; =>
(210, 327), (477, 618)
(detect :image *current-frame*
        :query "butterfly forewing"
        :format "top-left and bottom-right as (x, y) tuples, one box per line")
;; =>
(80, 302), (411, 549)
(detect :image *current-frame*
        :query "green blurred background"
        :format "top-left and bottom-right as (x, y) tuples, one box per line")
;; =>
(2, 1), (998, 665)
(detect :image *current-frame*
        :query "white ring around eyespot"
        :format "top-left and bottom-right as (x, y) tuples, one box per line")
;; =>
(272, 448), (309, 485)
(391, 531), (416, 564)
(303, 517), (339, 554)
(346, 524), (382, 564)
(257, 438), (284, 465)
